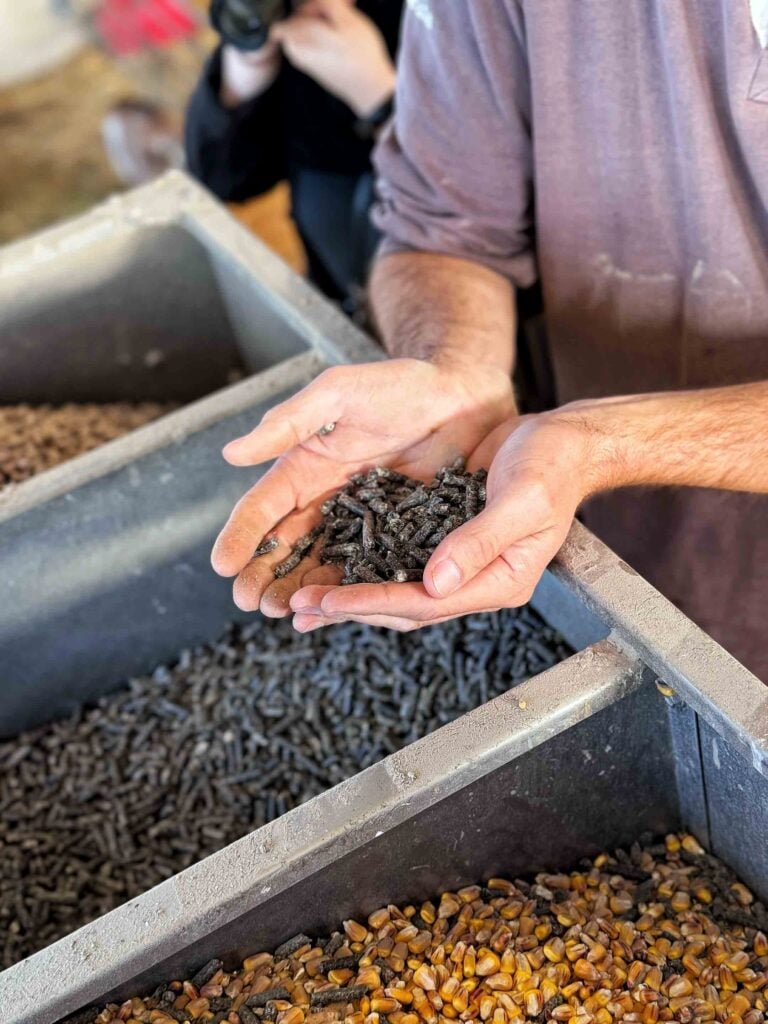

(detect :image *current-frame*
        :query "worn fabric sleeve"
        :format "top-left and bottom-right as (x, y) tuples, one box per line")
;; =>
(372, 0), (536, 286)
(184, 47), (286, 202)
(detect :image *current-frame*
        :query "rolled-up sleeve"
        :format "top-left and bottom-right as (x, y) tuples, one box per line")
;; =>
(372, 0), (536, 287)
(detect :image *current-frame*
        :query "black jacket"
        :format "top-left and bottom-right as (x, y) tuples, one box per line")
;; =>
(185, 1), (403, 203)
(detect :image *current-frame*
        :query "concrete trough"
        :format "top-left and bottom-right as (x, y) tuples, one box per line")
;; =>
(0, 171), (381, 737)
(1, 520), (767, 1024)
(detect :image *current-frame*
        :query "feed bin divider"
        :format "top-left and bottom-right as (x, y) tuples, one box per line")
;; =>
(0, 172), (382, 737)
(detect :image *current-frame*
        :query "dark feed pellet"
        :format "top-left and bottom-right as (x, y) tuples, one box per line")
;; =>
(0, 402), (176, 490)
(0, 608), (570, 968)
(271, 461), (487, 585)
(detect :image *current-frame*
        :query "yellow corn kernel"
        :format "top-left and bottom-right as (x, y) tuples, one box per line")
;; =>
(485, 974), (514, 992)
(328, 970), (354, 986)
(463, 948), (477, 978)
(544, 939), (565, 964)
(541, 979), (559, 1003)
(278, 1009), (305, 1024)
(574, 960), (601, 983)
(480, 996), (496, 1021)
(344, 921), (368, 944)
(420, 903), (437, 925)
(387, 990), (414, 1006)
(430, 946), (446, 967)
(413, 965), (438, 992)
(727, 953), (752, 973)
(645, 968), (663, 992)
(668, 978), (693, 998)
(476, 953), (501, 977)
(368, 909), (390, 931)
(551, 1007), (572, 1022)
(731, 885), (754, 907)
(372, 999), (401, 1015)
(440, 978), (460, 1002)
(525, 990), (544, 1017)
(670, 891), (691, 913)
(488, 879), (515, 894)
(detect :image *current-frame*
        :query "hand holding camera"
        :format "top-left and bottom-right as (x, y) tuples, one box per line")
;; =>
(213, 0), (395, 117)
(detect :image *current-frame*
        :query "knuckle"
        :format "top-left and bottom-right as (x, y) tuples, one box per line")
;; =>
(318, 365), (348, 390)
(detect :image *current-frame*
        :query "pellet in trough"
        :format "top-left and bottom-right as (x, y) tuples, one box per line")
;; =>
(274, 934), (313, 959)
(247, 988), (293, 1008)
(0, 606), (569, 968)
(0, 402), (175, 490)
(190, 957), (224, 989)
(310, 985), (369, 1007)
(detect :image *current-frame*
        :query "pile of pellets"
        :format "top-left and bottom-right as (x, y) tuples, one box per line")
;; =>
(72, 833), (768, 1024)
(272, 462), (487, 585)
(0, 608), (570, 968)
(0, 402), (175, 488)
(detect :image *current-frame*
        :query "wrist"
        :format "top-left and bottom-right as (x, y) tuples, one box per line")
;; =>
(348, 63), (396, 119)
(427, 330), (515, 377)
(545, 400), (632, 497)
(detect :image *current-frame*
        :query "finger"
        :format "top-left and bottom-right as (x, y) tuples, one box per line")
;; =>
(211, 461), (302, 576)
(423, 493), (545, 599)
(290, 583), (339, 614)
(319, 557), (536, 621)
(293, 611), (422, 632)
(231, 504), (322, 611)
(261, 561), (342, 618)
(222, 372), (344, 466)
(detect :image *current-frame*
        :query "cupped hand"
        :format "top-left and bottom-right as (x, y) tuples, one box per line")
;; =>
(211, 358), (514, 617)
(270, 0), (396, 117)
(290, 412), (605, 631)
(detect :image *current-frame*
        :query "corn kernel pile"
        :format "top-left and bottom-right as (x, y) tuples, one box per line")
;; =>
(84, 834), (768, 1024)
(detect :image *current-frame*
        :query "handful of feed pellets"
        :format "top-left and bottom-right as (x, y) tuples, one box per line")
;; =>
(269, 460), (487, 585)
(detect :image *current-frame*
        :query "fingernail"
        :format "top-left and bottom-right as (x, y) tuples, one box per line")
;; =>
(430, 558), (463, 597)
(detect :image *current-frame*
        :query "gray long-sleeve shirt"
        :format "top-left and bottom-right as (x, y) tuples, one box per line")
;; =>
(373, 0), (768, 678)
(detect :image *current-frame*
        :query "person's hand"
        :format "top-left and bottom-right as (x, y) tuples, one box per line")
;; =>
(220, 41), (282, 107)
(211, 358), (514, 616)
(271, 0), (396, 117)
(290, 412), (606, 631)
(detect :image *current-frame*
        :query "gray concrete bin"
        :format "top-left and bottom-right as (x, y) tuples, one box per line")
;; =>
(0, 171), (381, 736)
(1, 522), (767, 1024)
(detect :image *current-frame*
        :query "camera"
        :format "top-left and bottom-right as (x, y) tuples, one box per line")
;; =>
(210, 0), (288, 51)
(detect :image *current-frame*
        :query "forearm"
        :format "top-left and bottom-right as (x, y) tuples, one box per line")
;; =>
(558, 381), (768, 495)
(369, 252), (516, 374)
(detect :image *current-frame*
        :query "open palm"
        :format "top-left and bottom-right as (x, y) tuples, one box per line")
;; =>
(211, 358), (514, 616)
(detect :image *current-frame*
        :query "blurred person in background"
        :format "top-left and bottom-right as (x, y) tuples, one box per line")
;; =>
(185, 0), (403, 313)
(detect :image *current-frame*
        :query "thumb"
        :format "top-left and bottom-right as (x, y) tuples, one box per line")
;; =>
(424, 492), (541, 599)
